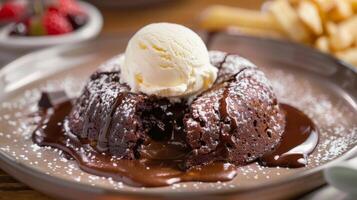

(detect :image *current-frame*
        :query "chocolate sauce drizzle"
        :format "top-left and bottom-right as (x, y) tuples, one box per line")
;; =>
(33, 98), (237, 187)
(32, 92), (319, 187)
(259, 104), (319, 168)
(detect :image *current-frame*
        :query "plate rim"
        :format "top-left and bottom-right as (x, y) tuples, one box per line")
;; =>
(0, 34), (356, 197)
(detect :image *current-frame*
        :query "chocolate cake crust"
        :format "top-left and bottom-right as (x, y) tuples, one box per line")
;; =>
(68, 51), (285, 167)
(184, 54), (285, 167)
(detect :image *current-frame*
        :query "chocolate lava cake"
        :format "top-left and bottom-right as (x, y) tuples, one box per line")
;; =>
(68, 51), (286, 168)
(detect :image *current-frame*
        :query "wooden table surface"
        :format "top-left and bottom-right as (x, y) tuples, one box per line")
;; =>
(99, 0), (264, 33)
(0, 1), (267, 199)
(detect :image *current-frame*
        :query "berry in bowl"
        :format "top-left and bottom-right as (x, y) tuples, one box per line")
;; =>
(0, 0), (102, 49)
(0, 0), (26, 23)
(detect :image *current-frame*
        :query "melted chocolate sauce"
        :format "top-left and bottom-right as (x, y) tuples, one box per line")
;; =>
(32, 93), (318, 187)
(32, 100), (237, 187)
(259, 104), (319, 168)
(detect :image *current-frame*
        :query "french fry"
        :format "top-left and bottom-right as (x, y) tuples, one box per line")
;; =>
(288, 0), (301, 7)
(227, 26), (287, 39)
(261, 1), (273, 12)
(328, 0), (353, 22)
(329, 27), (354, 51)
(335, 48), (357, 65)
(315, 36), (330, 53)
(199, 5), (282, 31)
(325, 21), (337, 36)
(329, 16), (357, 51)
(339, 15), (357, 40)
(297, 0), (323, 35)
(347, 0), (357, 11)
(312, 0), (333, 28)
(313, 0), (335, 12)
(269, 0), (312, 42)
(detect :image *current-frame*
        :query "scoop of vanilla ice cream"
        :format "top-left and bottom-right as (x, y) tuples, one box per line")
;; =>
(120, 23), (218, 98)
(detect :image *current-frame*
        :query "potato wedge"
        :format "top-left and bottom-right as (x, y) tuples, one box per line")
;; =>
(313, 0), (335, 12)
(329, 16), (357, 50)
(347, 0), (357, 11)
(329, 27), (354, 51)
(325, 21), (337, 36)
(269, 0), (311, 42)
(227, 26), (287, 39)
(313, 0), (335, 26)
(335, 48), (357, 65)
(328, 0), (353, 22)
(199, 5), (282, 31)
(315, 36), (330, 53)
(340, 15), (357, 38)
(297, 0), (323, 35)
(288, 0), (300, 7)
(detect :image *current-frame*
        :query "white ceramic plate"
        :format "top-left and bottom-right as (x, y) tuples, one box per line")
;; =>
(0, 34), (356, 200)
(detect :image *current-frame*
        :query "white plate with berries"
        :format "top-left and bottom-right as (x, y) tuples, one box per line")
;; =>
(0, 0), (103, 49)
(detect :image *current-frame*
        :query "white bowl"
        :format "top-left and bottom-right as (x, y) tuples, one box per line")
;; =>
(324, 157), (357, 194)
(0, 1), (103, 50)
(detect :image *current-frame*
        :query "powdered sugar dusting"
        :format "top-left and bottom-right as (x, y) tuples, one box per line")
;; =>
(0, 57), (355, 193)
(268, 70), (356, 167)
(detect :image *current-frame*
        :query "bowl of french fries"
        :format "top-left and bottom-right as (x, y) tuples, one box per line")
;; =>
(199, 0), (357, 67)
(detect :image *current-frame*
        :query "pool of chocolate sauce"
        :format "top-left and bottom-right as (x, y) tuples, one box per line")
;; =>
(32, 94), (318, 187)
(259, 104), (319, 168)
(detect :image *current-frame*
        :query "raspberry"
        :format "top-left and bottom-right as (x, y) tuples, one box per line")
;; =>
(0, 1), (25, 22)
(58, 0), (84, 16)
(43, 10), (72, 35)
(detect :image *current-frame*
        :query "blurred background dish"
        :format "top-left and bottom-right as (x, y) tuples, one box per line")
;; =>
(0, 0), (103, 49)
(198, 0), (357, 67)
